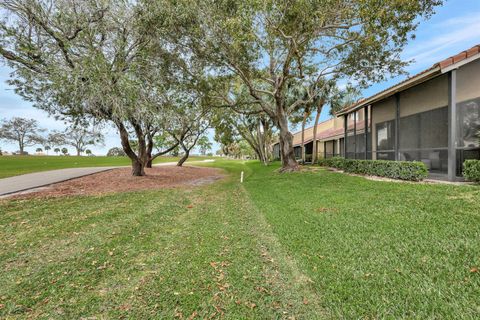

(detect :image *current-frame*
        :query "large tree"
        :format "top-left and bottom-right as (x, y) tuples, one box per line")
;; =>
(47, 131), (67, 151)
(62, 126), (105, 156)
(197, 136), (213, 156)
(209, 77), (274, 165)
(213, 107), (273, 165)
(165, 0), (442, 171)
(167, 97), (211, 167)
(0, 0), (179, 176)
(0, 117), (45, 154)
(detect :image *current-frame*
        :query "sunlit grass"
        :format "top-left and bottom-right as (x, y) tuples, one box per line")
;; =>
(1, 159), (479, 318)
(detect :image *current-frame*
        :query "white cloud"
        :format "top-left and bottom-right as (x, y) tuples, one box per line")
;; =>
(403, 11), (480, 72)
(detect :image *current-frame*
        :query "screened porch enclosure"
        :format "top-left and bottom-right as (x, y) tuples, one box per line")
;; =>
(342, 64), (480, 181)
(344, 107), (372, 160)
(294, 141), (313, 162)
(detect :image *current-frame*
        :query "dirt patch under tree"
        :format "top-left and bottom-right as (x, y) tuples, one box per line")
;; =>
(8, 165), (225, 199)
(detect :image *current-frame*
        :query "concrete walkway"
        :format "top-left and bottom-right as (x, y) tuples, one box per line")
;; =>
(0, 159), (216, 197)
(0, 167), (117, 196)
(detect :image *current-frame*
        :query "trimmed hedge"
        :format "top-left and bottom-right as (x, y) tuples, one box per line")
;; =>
(463, 160), (480, 183)
(318, 157), (428, 181)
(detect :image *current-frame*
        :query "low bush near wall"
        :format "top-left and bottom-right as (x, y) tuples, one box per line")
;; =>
(318, 157), (346, 170)
(318, 157), (428, 181)
(463, 160), (480, 183)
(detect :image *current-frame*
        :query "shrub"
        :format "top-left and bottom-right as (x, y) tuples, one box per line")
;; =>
(317, 157), (428, 181)
(318, 157), (346, 169)
(463, 160), (480, 183)
(107, 147), (126, 157)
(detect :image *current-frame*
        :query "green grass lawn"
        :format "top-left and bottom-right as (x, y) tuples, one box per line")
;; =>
(0, 155), (212, 178)
(1, 160), (479, 318)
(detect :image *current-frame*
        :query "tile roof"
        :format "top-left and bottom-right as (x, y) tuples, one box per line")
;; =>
(337, 44), (480, 115)
(439, 45), (480, 69)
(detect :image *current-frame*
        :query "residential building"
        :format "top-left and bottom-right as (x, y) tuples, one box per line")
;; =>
(273, 45), (480, 181)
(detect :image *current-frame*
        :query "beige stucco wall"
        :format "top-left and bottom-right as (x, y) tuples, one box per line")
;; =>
(292, 118), (335, 146)
(399, 74), (448, 117)
(333, 116), (344, 130)
(456, 58), (480, 102)
(371, 96), (396, 124)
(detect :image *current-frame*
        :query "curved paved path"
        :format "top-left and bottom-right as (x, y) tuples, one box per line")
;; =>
(0, 167), (118, 196)
(0, 159), (215, 197)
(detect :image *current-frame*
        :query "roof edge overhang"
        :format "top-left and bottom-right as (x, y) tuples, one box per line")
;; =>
(336, 66), (441, 116)
(337, 50), (480, 116)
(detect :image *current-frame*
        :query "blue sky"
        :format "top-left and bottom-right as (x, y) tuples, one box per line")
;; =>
(1, 0), (480, 154)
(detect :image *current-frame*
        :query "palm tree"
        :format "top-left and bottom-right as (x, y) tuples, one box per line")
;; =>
(44, 145), (51, 155)
(85, 149), (92, 156)
(311, 82), (360, 164)
(61, 147), (68, 156)
(287, 81), (323, 164)
(54, 147), (60, 155)
(35, 147), (43, 154)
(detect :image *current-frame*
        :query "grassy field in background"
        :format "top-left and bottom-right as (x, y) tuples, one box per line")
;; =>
(0, 155), (212, 178)
(1, 159), (479, 318)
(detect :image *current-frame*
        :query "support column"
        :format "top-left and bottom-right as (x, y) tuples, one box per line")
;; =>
(364, 106), (369, 159)
(353, 111), (357, 159)
(448, 70), (457, 181)
(324, 141), (326, 159)
(395, 94), (400, 161)
(343, 115), (347, 158)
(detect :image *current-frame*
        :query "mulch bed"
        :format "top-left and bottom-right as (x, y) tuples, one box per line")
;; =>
(8, 165), (225, 199)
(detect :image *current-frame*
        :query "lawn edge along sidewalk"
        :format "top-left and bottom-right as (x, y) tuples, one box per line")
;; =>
(0, 160), (216, 197)
(0, 167), (118, 197)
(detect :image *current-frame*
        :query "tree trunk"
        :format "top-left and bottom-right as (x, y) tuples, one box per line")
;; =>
(146, 159), (153, 168)
(301, 110), (307, 164)
(311, 104), (324, 165)
(277, 114), (299, 172)
(116, 121), (146, 176)
(146, 135), (154, 168)
(256, 120), (268, 165)
(263, 119), (273, 162)
(132, 122), (149, 176)
(132, 158), (145, 176)
(18, 138), (25, 155)
(147, 141), (179, 168)
(76, 149), (81, 156)
(177, 149), (189, 166)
